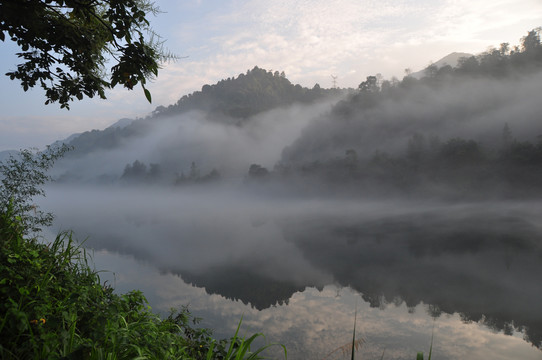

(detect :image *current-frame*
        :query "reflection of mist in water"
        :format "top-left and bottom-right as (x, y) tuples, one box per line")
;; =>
(41, 185), (542, 356)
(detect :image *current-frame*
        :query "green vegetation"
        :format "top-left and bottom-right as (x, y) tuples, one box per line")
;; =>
(153, 66), (343, 120)
(0, 206), (286, 359)
(0, 145), (70, 234)
(247, 28), (542, 199)
(61, 66), (343, 158)
(0, 146), (285, 359)
(1, 0), (173, 108)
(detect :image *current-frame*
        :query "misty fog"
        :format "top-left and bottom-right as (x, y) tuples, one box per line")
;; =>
(48, 66), (542, 202)
(51, 92), (343, 183)
(30, 41), (542, 357)
(282, 71), (542, 164)
(41, 184), (542, 352)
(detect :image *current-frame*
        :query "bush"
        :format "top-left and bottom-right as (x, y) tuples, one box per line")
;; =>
(0, 207), (285, 359)
(0, 145), (70, 234)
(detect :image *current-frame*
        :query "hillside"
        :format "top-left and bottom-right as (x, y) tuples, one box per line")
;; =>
(151, 66), (342, 120)
(410, 52), (473, 78)
(49, 27), (542, 199)
(64, 67), (343, 157)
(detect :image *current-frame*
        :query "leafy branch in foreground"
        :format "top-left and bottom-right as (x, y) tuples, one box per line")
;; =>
(0, 144), (70, 234)
(1, 0), (177, 108)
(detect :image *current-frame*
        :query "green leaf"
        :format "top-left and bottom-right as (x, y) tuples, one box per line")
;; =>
(144, 88), (152, 103)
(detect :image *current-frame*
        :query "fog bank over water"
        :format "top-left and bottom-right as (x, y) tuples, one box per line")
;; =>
(34, 41), (542, 356)
(39, 183), (542, 357)
(41, 184), (542, 347)
(43, 185), (334, 284)
(52, 98), (342, 183)
(77, 250), (542, 360)
(46, 66), (542, 204)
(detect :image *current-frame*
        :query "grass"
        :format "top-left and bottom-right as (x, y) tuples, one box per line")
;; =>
(0, 206), (286, 359)
(323, 302), (435, 360)
(416, 322), (434, 360)
(322, 302), (365, 360)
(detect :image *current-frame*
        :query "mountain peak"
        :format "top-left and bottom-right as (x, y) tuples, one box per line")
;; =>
(434, 52), (474, 67)
(411, 52), (473, 78)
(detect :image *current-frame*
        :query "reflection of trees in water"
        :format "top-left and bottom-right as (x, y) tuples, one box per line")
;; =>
(179, 267), (311, 311)
(281, 210), (542, 349)
(91, 204), (542, 350)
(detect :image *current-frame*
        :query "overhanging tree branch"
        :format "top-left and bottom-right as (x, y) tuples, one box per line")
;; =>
(0, 0), (177, 109)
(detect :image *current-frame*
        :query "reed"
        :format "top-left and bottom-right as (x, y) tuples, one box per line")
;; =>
(416, 322), (434, 360)
(322, 302), (364, 360)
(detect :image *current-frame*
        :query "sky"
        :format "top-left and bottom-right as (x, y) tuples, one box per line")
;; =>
(1, 0), (541, 151)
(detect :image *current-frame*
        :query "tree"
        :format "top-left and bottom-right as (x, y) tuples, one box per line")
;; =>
(424, 63), (438, 78)
(121, 159), (148, 181)
(248, 164), (269, 179)
(0, 145), (70, 234)
(438, 138), (482, 166)
(521, 28), (541, 53)
(0, 0), (172, 108)
(358, 76), (378, 92)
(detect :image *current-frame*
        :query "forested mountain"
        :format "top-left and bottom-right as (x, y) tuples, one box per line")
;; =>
(151, 66), (343, 120)
(410, 52), (473, 78)
(63, 66), (343, 157)
(53, 28), (542, 199)
(35, 28), (542, 354)
(264, 27), (542, 198)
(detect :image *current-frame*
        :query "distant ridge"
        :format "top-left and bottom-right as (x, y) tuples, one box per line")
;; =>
(412, 52), (473, 78)
(106, 118), (134, 130)
(60, 66), (342, 156)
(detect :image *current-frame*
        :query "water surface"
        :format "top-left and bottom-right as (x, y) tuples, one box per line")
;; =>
(43, 186), (542, 359)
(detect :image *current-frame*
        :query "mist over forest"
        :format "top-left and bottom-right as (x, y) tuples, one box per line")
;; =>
(36, 28), (542, 353)
(48, 28), (542, 200)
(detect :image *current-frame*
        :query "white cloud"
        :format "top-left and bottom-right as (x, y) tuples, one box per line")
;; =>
(151, 0), (542, 100)
(1, 0), (541, 150)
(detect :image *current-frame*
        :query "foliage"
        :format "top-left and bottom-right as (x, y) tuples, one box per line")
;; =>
(0, 145), (70, 234)
(55, 66), (344, 158)
(149, 66), (344, 120)
(416, 325), (434, 360)
(0, 209), (286, 359)
(262, 130), (542, 199)
(1, 0), (171, 108)
(216, 316), (287, 360)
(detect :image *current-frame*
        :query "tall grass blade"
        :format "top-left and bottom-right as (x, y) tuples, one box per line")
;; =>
(206, 340), (215, 360)
(226, 315), (243, 359)
(351, 301), (357, 360)
(428, 321), (435, 360)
